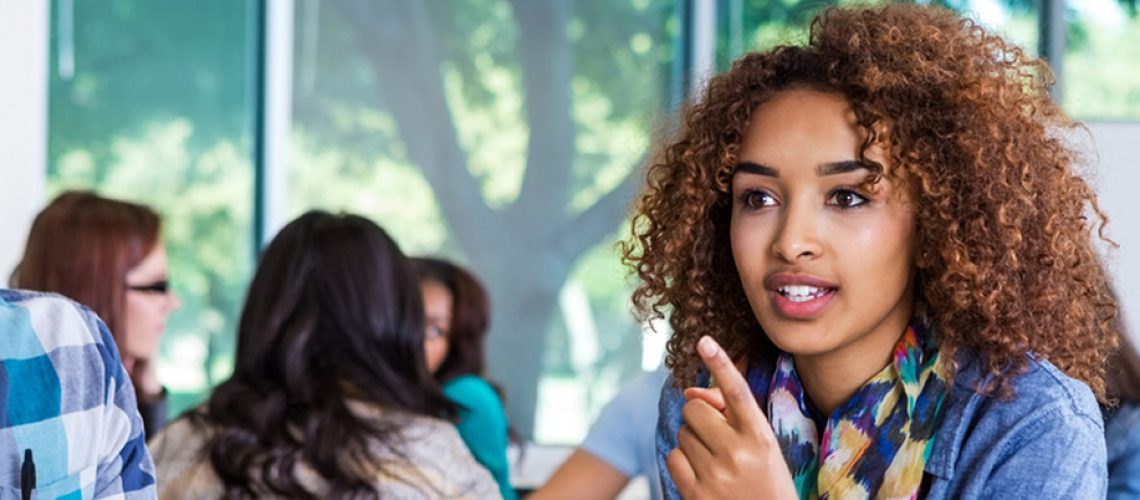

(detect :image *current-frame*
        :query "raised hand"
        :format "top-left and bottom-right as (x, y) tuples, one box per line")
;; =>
(666, 336), (798, 500)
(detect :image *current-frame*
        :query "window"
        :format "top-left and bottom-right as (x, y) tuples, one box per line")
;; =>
(719, 0), (1140, 120)
(46, 0), (257, 416)
(717, 0), (1039, 65)
(1064, 2), (1140, 118)
(286, 0), (678, 442)
(38, 0), (1137, 442)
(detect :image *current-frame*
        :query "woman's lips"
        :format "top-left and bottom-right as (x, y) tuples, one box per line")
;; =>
(769, 287), (837, 319)
(764, 273), (839, 320)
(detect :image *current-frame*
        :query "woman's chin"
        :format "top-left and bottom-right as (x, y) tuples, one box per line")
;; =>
(762, 327), (839, 357)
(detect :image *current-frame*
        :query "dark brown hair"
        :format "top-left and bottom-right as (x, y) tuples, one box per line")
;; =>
(411, 257), (525, 447)
(623, 4), (1118, 401)
(192, 211), (457, 498)
(14, 190), (161, 349)
(411, 257), (491, 383)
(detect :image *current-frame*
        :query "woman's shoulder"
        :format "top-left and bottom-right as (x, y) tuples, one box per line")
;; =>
(149, 415), (210, 462)
(350, 401), (479, 448)
(443, 375), (503, 407)
(443, 374), (495, 392)
(359, 410), (501, 498)
(925, 353), (1106, 498)
(944, 352), (1102, 428)
(148, 416), (224, 498)
(151, 406), (498, 498)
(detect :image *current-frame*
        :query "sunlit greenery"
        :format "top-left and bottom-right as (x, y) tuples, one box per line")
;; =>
(287, 0), (675, 439)
(47, 0), (253, 417)
(1066, 12), (1140, 118)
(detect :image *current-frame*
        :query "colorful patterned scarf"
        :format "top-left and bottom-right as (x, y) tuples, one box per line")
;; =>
(767, 321), (948, 500)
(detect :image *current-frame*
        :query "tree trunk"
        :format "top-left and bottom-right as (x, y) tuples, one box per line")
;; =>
(480, 277), (562, 436)
(334, 0), (639, 438)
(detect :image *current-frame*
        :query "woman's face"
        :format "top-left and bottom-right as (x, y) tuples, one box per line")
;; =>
(123, 245), (180, 363)
(421, 280), (452, 374)
(730, 89), (917, 364)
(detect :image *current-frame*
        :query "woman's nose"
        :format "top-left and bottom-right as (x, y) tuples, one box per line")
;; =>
(772, 202), (823, 262)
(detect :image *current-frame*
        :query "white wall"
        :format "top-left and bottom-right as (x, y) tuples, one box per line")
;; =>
(1087, 121), (1140, 340)
(0, 1), (49, 280)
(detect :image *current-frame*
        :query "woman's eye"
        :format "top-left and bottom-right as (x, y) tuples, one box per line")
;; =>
(740, 190), (777, 210)
(828, 189), (868, 209)
(426, 325), (444, 339)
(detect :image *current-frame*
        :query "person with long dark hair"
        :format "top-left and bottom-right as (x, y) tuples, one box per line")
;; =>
(412, 257), (516, 499)
(148, 212), (498, 498)
(14, 190), (180, 438)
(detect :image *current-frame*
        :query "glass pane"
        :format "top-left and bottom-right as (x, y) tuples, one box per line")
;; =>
(718, 0), (1039, 72)
(288, 0), (678, 442)
(1064, 3), (1140, 119)
(955, 0), (1039, 56)
(717, 0), (833, 69)
(46, 0), (256, 417)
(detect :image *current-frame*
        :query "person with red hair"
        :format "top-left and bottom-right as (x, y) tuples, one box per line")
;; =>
(13, 190), (180, 437)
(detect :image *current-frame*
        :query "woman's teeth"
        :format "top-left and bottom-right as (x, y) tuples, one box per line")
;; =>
(778, 285), (830, 302)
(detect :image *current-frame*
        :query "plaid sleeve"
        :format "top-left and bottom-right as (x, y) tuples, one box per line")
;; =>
(0, 290), (156, 499)
(86, 313), (157, 499)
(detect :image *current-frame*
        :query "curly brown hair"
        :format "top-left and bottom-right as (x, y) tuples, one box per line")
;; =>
(623, 3), (1119, 402)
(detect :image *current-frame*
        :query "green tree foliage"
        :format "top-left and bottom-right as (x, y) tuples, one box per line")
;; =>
(1065, 11), (1140, 118)
(47, 0), (255, 414)
(294, 0), (677, 437)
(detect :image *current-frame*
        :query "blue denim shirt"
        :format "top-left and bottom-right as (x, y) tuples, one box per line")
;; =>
(656, 353), (1107, 498)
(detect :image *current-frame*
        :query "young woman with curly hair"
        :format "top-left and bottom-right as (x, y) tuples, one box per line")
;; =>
(623, 4), (1118, 499)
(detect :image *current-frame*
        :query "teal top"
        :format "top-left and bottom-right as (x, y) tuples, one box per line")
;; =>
(443, 375), (515, 500)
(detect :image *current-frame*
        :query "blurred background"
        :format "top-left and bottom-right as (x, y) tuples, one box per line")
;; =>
(0, 0), (1137, 447)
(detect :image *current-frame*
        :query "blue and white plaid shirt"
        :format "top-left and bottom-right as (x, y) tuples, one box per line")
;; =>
(0, 289), (156, 499)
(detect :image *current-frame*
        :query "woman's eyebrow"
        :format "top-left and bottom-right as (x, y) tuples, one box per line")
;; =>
(732, 161), (779, 177)
(733, 160), (879, 178)
(817, 160), (878, 176)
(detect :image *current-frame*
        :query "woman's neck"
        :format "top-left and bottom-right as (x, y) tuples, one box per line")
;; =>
(792, 324), (908, 417)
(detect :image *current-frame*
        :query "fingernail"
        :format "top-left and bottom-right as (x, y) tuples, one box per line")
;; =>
(698, 336), (717, 357)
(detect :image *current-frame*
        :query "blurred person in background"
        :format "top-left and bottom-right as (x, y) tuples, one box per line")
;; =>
(1107, 320), (1140, 499)
(531, 368), (668, 500)
(13, 190), (180, 438)
(148, 211), (497, 498)
(412, 257), (516, 499)
(0, 289), (155, 497)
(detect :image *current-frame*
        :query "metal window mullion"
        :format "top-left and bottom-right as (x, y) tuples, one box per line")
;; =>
(690, 0), (717, 99)
(251, 0), (294, 252)
(1039, 0), (1066, 100)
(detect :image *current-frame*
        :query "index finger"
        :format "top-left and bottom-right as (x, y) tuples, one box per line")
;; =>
(696, 335), (766, 431)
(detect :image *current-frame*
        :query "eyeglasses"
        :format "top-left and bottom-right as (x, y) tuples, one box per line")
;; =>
(126, 280), (171, 295)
